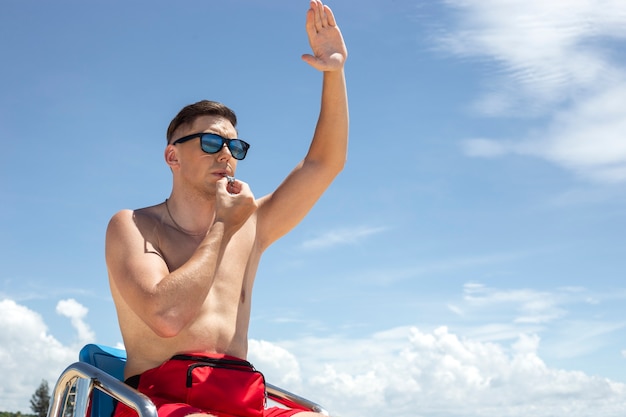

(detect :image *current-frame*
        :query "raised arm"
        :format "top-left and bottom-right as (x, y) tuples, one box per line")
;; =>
(256, 0), (348, 249)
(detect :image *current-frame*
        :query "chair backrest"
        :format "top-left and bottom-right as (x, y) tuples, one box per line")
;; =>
(79, 344), (128, 417)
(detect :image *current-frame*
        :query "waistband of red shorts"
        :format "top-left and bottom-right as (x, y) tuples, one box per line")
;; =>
(124, 352), (255, 388)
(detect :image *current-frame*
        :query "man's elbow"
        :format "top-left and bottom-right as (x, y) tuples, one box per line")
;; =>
(330, 154), (347, 177)
(339, 154), (348, 172)
(148, 311), (187, 338)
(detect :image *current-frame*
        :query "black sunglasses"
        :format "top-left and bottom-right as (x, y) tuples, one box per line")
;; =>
(171, 133), (250, 160)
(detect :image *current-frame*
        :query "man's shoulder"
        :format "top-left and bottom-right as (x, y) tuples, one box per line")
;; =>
(110, 202), (163, 220)
(107, 204), (165, 238)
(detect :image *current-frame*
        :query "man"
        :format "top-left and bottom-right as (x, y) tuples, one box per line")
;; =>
(105, 1), (348, 417)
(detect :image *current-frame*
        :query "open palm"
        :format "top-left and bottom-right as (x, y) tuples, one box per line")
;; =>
(302, 0), (348, 72)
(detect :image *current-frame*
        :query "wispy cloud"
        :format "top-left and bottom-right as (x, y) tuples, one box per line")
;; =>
(300, 225), (387, 250)
(438, 0), (626, 182)
(449, 283), (626, 359)
(355, 250), (530, 286)
(458, 282), (622, 324)
(462, 85), (626, 182)
(462, 282), (568, 324)
(439, 0), (626, 109)
(544, 319), (626, 359)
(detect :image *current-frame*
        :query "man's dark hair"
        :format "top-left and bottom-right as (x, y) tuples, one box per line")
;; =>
(166, 100), (238, 143)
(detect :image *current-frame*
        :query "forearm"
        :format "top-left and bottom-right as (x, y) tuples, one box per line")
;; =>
(307, 69), (349, 173)
(150, 221), (228, 336)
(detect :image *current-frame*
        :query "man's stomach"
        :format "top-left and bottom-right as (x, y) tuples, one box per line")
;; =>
(121, 318), (250, 378)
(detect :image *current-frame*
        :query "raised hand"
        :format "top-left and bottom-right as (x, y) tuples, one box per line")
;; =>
(301, 0), (348, 72)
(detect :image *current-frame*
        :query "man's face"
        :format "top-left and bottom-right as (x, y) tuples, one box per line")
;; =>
(167, 115), (240, 191)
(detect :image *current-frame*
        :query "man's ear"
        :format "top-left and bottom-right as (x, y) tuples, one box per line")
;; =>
(165, 145), (179, 168)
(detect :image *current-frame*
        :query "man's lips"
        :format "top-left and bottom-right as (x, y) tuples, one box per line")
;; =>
(212, 171), (235, 184)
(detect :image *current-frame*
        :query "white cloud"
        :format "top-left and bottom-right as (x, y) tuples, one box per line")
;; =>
(300, 225), (387, 250)
(2, 296), (626, 417)
(0, 299), (78, 412)
(439, 0), (626, 183)
(56, 298), (96, 345)
(252, 326), (626, 417)
(247, 339), (302, 389)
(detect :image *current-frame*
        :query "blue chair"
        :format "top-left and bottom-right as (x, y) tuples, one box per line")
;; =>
(78, 344), (128, 417)
(48, 344), (329, 417)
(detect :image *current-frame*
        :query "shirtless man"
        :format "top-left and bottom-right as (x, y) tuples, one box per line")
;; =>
(105, 2), (347, 417)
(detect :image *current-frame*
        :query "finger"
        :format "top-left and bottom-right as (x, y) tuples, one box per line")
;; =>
(312, 0), (324, 31)
(324, 4), (337, 27)
(220, 176), (239, 194)
(305, 7), (316, 34)
(227, 182), (240, 195)
(216, 176), (229, 191)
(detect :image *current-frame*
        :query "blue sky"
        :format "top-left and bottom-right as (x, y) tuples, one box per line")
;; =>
(1, 1), (626, 416)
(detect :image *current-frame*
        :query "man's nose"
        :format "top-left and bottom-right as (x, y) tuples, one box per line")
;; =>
(217, 143), (232, 160)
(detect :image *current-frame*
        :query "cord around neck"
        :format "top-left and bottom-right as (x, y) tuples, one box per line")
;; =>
(164, 198), (207, 236)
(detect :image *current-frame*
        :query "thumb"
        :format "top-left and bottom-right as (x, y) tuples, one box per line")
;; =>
(217, 176), (230, 192)
(301, 53), (320, 67)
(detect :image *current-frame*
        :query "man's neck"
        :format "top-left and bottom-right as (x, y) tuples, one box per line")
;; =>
(165, 192), (216, 236)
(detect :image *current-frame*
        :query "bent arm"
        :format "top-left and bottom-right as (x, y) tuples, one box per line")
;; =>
(106, 210), (229, 338)
(106, 180), (257, 338)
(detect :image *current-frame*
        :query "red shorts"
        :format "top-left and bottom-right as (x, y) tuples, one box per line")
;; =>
(113, 353), (305, 417)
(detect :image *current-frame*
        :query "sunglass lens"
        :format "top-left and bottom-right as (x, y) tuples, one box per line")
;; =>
(201, 134), (223, 153)
(229, 140), (248, 160)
